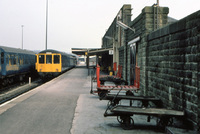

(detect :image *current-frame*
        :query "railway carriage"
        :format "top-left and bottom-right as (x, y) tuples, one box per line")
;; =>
(35, 49), (77, 78)
(0, 46), (36, 86)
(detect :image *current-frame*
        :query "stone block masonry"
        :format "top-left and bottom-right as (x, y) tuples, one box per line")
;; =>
(147, 10), (200, 129)
(102, 4), (199, 130)
(126, 6), (169, 93)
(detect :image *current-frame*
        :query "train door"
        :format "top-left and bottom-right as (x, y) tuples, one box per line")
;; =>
(130, 43), (136, 85)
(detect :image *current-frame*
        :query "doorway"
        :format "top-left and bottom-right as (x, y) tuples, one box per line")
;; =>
(130, 43), (136, 85)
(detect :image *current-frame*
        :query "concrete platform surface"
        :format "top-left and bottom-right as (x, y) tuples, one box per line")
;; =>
(0, 67), (188, 134)
(71, 94), (164, 134)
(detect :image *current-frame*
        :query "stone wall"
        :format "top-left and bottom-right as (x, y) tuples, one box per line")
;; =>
(101, 4), (199, 129)
(101, 5), (132, 74)
(125, 6), (169, 95)
(118, 46), (124, 76)
(147, 10), (200, 128)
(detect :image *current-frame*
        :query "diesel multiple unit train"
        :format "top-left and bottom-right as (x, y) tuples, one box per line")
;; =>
(0, 46), (77, 87)
(0, 46), (35, 86)
(35, 49), (77, 78)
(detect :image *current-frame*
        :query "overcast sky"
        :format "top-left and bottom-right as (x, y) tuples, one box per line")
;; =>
(0, 0), (199, 52)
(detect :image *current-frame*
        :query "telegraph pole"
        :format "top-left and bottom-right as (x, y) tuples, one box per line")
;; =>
(21, 25), (24, 49)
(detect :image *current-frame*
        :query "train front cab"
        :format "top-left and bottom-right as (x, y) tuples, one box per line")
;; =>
(36, 53), (62, 74)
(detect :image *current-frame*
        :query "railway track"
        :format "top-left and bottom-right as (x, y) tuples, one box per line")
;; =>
(0, 67), (76, 105)
(0, 79), (43, 105)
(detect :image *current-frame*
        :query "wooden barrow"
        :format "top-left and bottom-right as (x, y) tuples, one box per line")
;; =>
(104, 105), (184, 130)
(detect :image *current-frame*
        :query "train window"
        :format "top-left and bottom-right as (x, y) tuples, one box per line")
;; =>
(39, 55), (45, 64)
(54, 55), (60, 64)
(1, 52), (4, 64)
(20, 56), (24, 65)
(13, 57), (17, 65)
(10, 58), (13, 65)
(17, 56), (20, 65)
(19, 55), (22, 65)
(46, 55), (52, 64)
(6, 55), (9, 65)
(25, 56), (29, 64)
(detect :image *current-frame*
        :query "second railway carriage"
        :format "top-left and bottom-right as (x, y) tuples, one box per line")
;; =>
(0, 46), (36, 86)
(35, 49), (77, 78)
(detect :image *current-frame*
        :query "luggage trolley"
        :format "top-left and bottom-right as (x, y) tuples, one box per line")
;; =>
(94, 64), (140, 98)
(104, 105), (184, 130)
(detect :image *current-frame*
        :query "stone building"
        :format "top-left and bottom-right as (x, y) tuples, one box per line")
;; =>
(102, 4), (200, 130)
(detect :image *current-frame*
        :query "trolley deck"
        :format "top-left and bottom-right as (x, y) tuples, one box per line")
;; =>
(101, 94), (162, 107)
(104, 105), (184, 130)
(110, 106), (184, 116)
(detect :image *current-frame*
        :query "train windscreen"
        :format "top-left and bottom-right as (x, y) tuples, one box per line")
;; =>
(54, 55), (60, 64)
(46, 55), (52, 64)
(39, 55), (45, 64)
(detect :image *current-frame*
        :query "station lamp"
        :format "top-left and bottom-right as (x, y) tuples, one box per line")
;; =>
(116, 21), (135, 33)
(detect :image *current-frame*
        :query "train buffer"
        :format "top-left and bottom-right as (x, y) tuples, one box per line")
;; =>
(104, 105), (185, 130)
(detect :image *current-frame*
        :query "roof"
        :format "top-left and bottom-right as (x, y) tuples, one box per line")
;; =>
(39, 49), (77, 57)
(0, 46), (36, 55)
(39, 49), (61, 54)
(71, 48), (89, 55)
(88, 48), (113, 55)
(168, 16), (177, 24)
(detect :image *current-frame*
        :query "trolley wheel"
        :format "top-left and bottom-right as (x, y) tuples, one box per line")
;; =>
(107, 100), (119, 107)
(107, 100), (115, 107)
(198, 121), (200, 132)
(106, 101), (115, 110)
(117, 116), (123, 124)
(120, 116), (134, 130)
(98, 90), (108, 99)
(157, 116), (173, 127)
(120, 80), (128, 85)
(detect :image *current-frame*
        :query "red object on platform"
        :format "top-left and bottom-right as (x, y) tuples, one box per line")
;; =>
(116, 65), (122, 78)
(96, 64), (140, 91)
(113, 62), (117, 71)
(134, 66), (140, 88)
(96, 64), (101, 88)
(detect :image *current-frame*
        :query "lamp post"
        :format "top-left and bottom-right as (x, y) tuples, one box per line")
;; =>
(116, 21), (135, 33)
(45, 0), (48, 50)
(21, 25), (24, 49)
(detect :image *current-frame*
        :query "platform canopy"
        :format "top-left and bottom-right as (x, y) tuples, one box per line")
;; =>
(88, 48), (113, 56)
(71, 48), (88, 55)
(71, 48), (113, 56)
